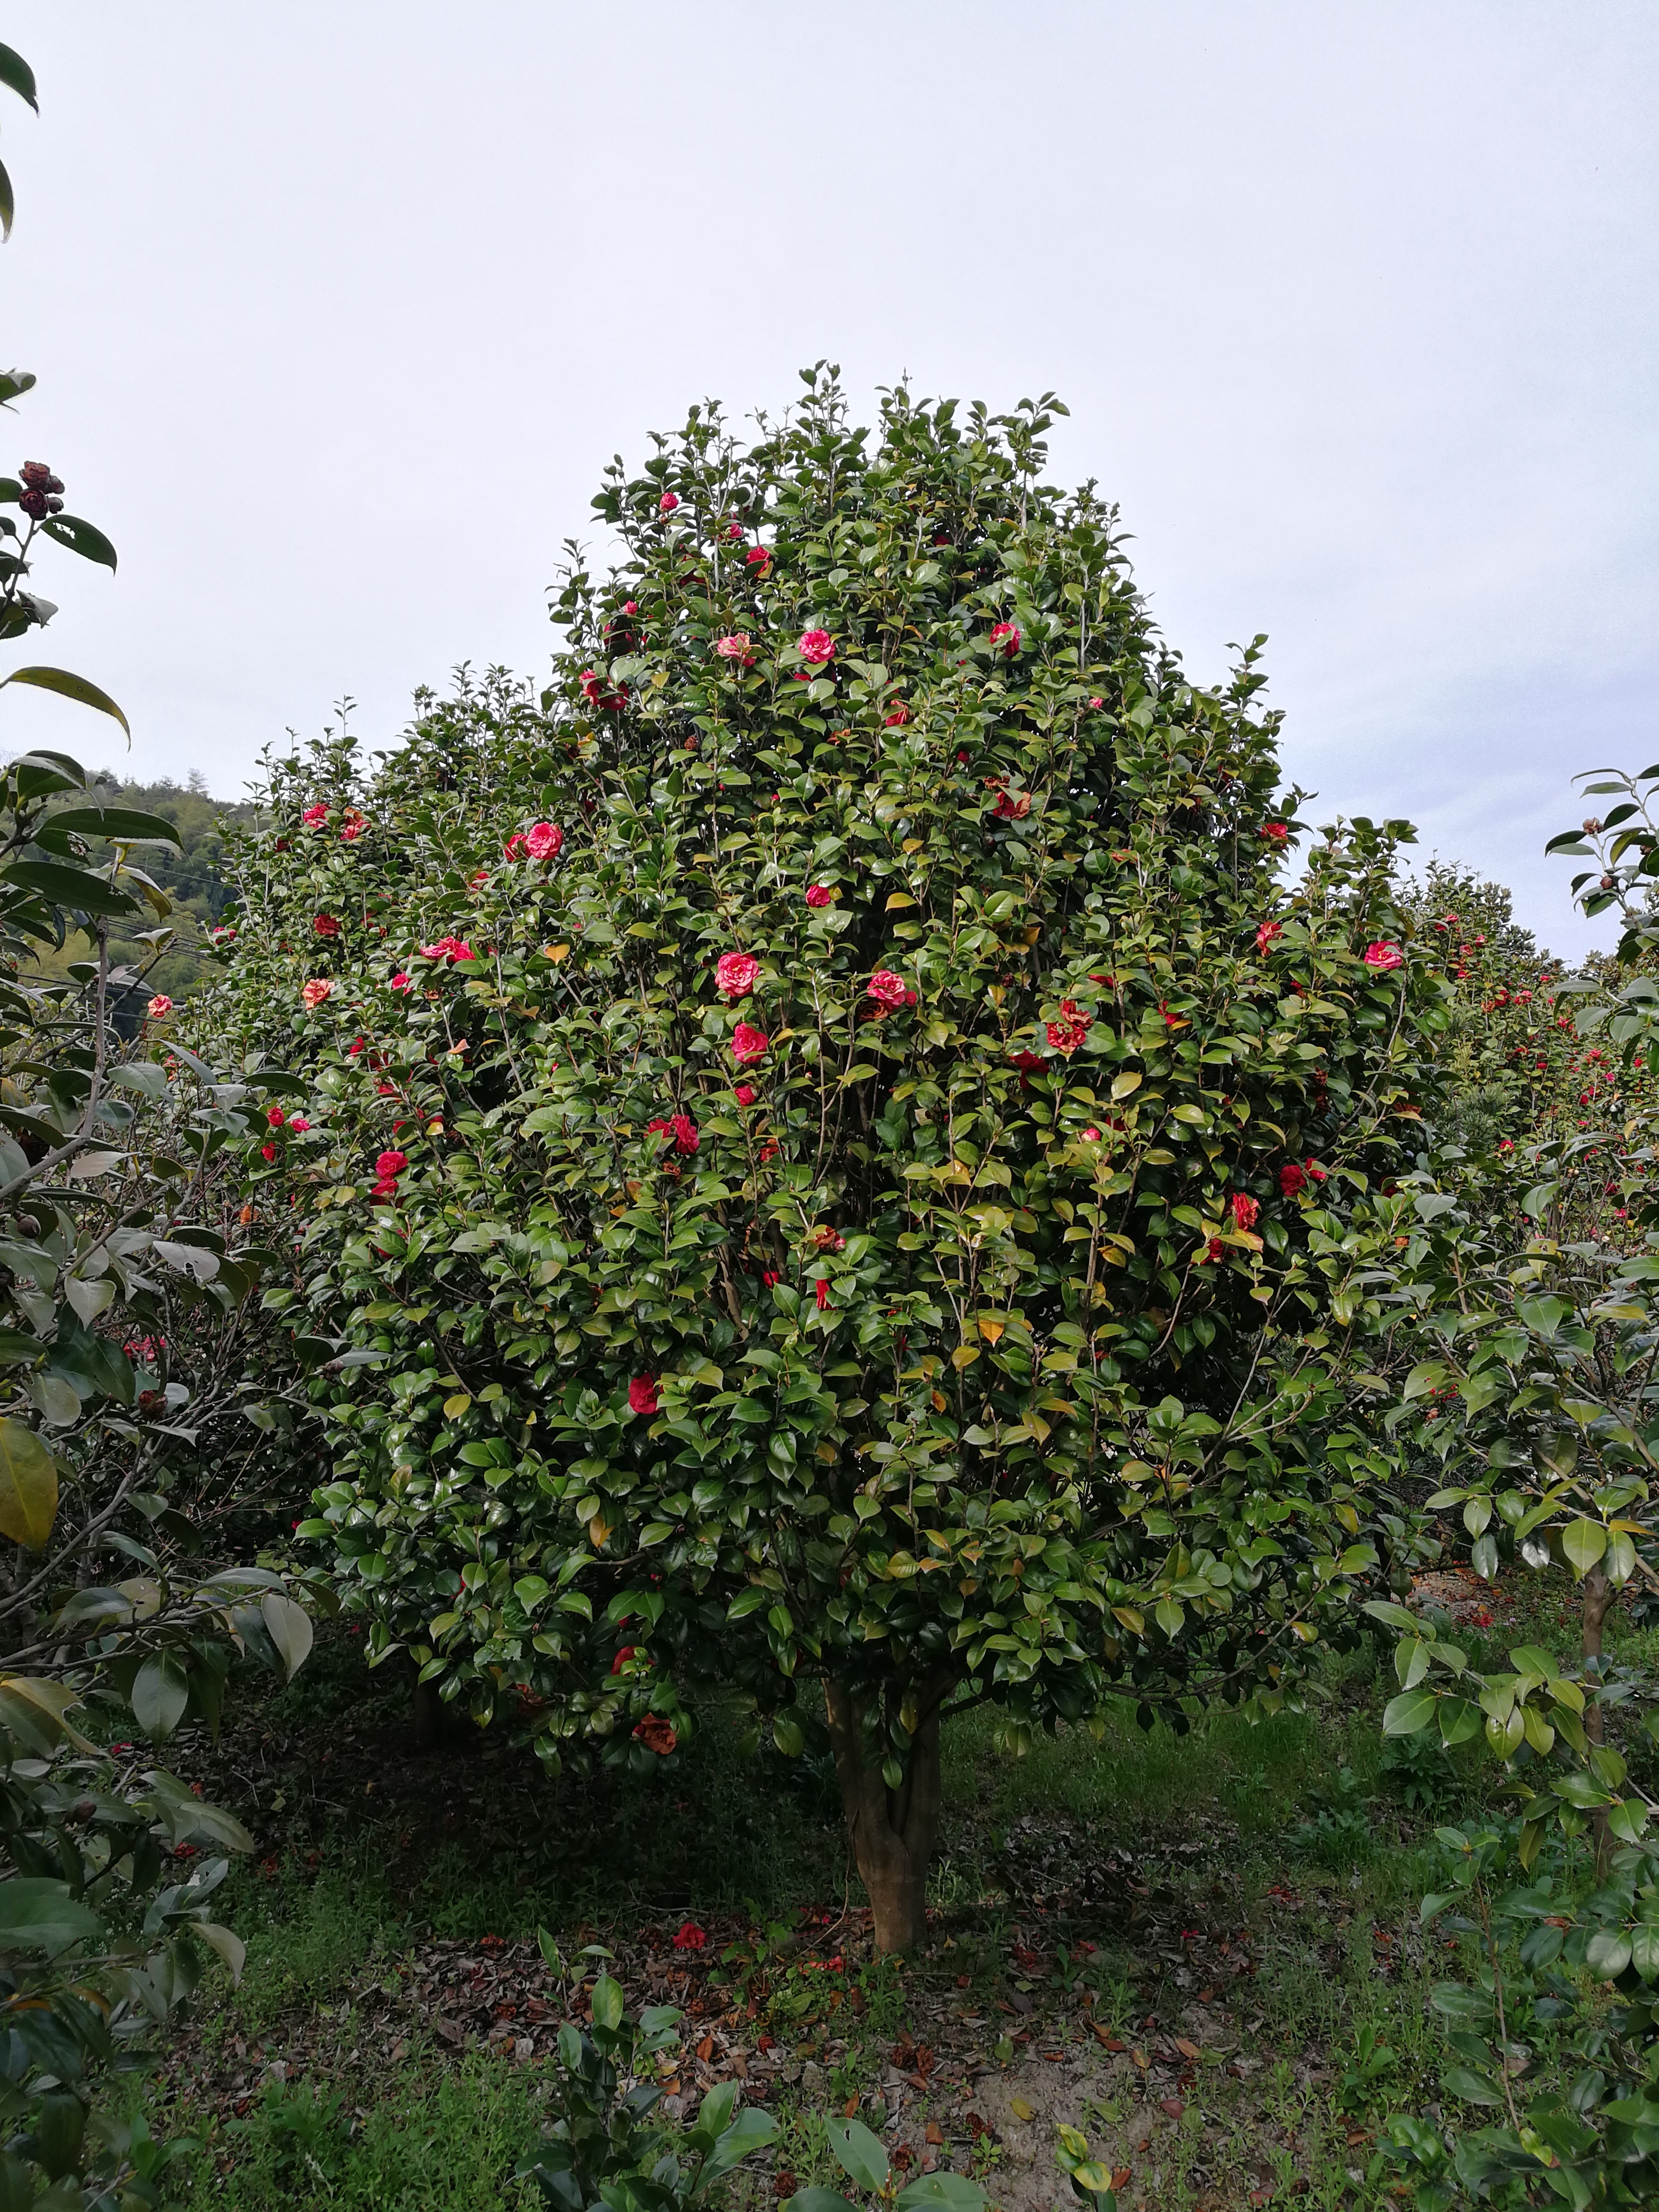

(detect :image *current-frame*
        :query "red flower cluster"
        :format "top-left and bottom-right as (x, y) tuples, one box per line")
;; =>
(1255, 920), (1283, 954)
(372, 1148), (408, 1202)
(673, 1920), (707, 1951)
(313, 913), (341, 938)
(993, 790), (1031, 821)
(658, 491), (679, 514)
(1278, 1159), (1328, 1196)
(302, 804), (329, 828)
(506, 822), (563, 861)
(647, 1113), (700, 1155)
(989, 621), (1021, 657)
(18, 461), (64, 521)
(1231, 1192), (1259, 1229)
(420, 934), (475, 963)
(716, 952), (759, 1000)
(579, 669), (628, 712)
(1046, 1000), (1092, 1056)
(634, 1714), (677, 1754)
(339, 809), (366, 842)
(867, 969), (916, 1010)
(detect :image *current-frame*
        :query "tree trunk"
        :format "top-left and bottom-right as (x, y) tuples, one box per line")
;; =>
(1582, 1564), (1617, 1881)
(823, 1675), (949, 1955)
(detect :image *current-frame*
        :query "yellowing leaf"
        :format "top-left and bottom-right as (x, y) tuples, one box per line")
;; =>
(0, 1418), (57, 1549)
(1110, 1071), (1142, 1100)
(885, 893), (916, 910)
(542, 943), (570, 963)
(1010, 2095), (1035, 2121)
(443, 1392), (472, 1418)
(978, 1320), (1005, 1345)
(900, 838), (924, 853)
(952, 1343), (981, 1371)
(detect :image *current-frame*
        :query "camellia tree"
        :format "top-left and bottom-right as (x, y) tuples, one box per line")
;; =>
(210, 372), (1445, 1948)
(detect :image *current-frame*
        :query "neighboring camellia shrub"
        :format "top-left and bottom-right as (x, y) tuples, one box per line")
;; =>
(207, 372), (1445, 1948)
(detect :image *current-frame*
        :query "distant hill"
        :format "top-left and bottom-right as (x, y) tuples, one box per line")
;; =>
(27, 771), (260, 1006)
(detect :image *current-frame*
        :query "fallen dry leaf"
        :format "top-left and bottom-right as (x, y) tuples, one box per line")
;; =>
(925, 2124), (944, 2146)
(1132, 2048), (1149, 2070)
(1159, 2097), (1185, 2121)
(1175, 2036), (1201, 2060)
(1088, 2021), (1125, 2051)
(1010, 2095), (1035, 2121)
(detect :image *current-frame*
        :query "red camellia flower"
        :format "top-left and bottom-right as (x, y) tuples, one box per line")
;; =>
(1259, 823), (1289, 843)
(673, 1920), (707, 1951)
(525, 822), (562, 860)
(1046, 999), (1092, 1056)
(1231, 1192), (1260, 1230)
(313, 913), (341, 938)
(628, 1375), (659, 1417)
(633, 1713), (678, 1754)
(989, 621), (1021, 656)
(992, 789), (1032, 821)
(1255, 920), (1283, 953)
(288, 1117), (311, 1133)
(734, 1084), (756, 1107)
(797, 628), (835, 665)
(259, 1142), (276, 1163)
(1088, 694), (1104, 709)
(814, 1279), (831, 1311)
(301, 804), (328, 827)
(1279, 1162), (1307, 1196)
(867, 969), (914, 1011)
(731, 1023), (768, 1065)
(375, 1150), (408, 1180)
(883, 704), (911, 727)
(658, 491), (679, 513)
(146, 993), (173, 1019)
(1081, 1126), (1102, 1142)
(420, 935), (475, 964)
(266, 1107), (286, 1128)
(647, 1113), (700, 1156)
(716, 952), (760, 1000)
(746, 545), (772, 577)
(390, 971), (411, 992)
(1204, 1236), (1225, 1263)
(1364, 940), (1405, 972)
(805, 883), (833, 908)
(339, 809), (366, 841)
(610, 1646), (637, 1674)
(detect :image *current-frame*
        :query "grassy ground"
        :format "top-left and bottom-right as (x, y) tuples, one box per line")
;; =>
(148, 1566), (1644, 2212)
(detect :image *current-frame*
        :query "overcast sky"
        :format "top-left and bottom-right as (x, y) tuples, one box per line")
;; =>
(2, 2), (1654, 955)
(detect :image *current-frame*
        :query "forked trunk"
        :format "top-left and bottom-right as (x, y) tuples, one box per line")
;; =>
(823, 1676), (949, 1954)
(1582, 1564), (1617, 1881)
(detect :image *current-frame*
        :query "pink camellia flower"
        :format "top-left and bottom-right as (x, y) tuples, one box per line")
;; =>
(504, 833), (526, 859)
(714, 632), (753, 661)
(339, 809), (366, 841)
(647, 1114), (700, 1156)
(390, 971), (411, 992)
(746, 545), (772, 576)
(288, 1116), (311, 1133)
(725, 520), (744, 541)
(658, 491), (679, 514)
(301, 804), (328, 827)
(1081, 1127), (1102, 1142)
(301, 979), (332, 1010)
(1364, 940), (1405, 972)
(734, 1084), (756, 1107)
(884, 705), (911, 727)
(1255, 920), (1283, 954)
(1259, 822), (1290, 844)
(1046, 999), (1092, 1056)
(866, 969), (914, 1011)
(989, 621), (1021, 657)
(420, 935), (476, 964)
(798, 628), (835, 665)
(1279, 1162), (1307, 1197)
(375, 1150), (408, 1180)
(145, 993), (173, 1019)
(313, 913), (341, 938)
(1231, 1192), (1260, 1230)
(731, 1023), (769, 1065)
(628, 1374), (659, 1416)
(211, 924), (236, 945)
(673, 1920), (707, 1952)
(1088, 695), (1104, 709)
(525, 822), (563, 860)
(805, 883), (833, 908)
(716, 952), (760, 1000)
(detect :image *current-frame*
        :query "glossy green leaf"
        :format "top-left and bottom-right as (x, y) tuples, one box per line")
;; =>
(39, 514), (117, 571)
(0, 664), (129, 735)
(0, 1416), (57, 1548)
